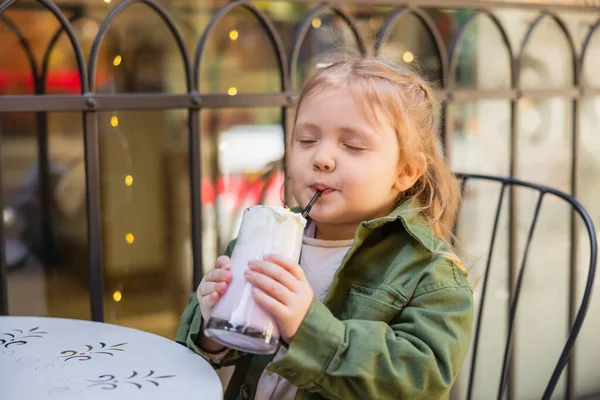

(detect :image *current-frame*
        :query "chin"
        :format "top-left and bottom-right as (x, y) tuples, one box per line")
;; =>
(303, 207), (324, 221)
(304, 208), (338, 223)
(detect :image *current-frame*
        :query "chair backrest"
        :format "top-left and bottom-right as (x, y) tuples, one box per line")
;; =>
(455, 173), (597, 400)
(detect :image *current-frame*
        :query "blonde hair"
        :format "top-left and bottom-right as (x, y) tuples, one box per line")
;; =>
(294, 56), (465, 272)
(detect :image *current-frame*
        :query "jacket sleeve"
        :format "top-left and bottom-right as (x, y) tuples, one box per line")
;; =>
(266, 284), (473, 399)
(175, 240), (247, 369)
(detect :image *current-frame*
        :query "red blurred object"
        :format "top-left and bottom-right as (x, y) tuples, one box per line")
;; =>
(0, 68), (109, 94)
(201, 169), (284, 206)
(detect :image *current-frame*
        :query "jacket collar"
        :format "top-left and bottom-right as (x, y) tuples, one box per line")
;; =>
(364, 198), (437, 253)
(292, 198), (437, 254)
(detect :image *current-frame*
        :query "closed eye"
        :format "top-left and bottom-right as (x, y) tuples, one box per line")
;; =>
(297, 138), (317, 145)
(344, 144), (365, 152)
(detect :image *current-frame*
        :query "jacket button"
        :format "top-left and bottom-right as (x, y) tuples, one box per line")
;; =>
(240, 384), (250, 399)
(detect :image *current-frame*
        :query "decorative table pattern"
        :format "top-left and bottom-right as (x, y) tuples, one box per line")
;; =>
(0, 316), (222, 399)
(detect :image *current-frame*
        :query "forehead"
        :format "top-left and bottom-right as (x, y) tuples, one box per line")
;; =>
(297, 86), (347, 112)
(296, 86), (394, 137)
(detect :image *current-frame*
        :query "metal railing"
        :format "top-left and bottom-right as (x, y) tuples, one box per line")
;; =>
(1, 1), (599, 399)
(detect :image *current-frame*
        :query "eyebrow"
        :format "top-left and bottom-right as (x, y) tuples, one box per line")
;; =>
(339, 125), (381, 143)
(296, 122), (375, 138)
(294, 122), (320, 133)
(339, 126), (368, 136)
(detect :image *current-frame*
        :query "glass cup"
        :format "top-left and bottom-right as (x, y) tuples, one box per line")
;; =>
(204, 205), (306, 354)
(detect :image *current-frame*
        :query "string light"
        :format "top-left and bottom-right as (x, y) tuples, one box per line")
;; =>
(104, 0), (111, 3)
(227, 87), (238, 96)
(113, 290), (122, 302)
(110, 116), (119, 127)
(113, 55), (122, 66)
(229, 30), (239, 41)
(402, 51), (415, 63)
(126, 233), (135, 244)
(125, 175), (133, 186)
(311, 17), (322, 29)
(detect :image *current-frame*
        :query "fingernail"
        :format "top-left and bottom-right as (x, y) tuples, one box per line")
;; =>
(263, 254), (274, 260)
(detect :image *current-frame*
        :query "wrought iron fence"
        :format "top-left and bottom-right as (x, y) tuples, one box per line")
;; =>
(1, 0), (599, 399)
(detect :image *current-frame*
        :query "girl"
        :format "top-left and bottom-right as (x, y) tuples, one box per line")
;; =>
(177, 56), (473, 400)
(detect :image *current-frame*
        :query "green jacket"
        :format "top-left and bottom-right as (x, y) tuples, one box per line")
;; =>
(176, 200), (473, 400)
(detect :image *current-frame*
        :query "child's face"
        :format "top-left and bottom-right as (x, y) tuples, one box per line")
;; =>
(289, 87), (403, 226)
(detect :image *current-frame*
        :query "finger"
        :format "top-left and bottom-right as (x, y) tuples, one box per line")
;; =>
(201, 291), (220, 310)
(252, 287), (288, 321)
(216, 256), (232, 270)
(245, 269), (292, 305)
(248, 260), (296, 290)
(198, 281), (228, 297)
(263, 254), (306, 281)
(205, 268), (232, 283)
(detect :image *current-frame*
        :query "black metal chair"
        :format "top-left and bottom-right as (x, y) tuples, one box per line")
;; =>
(455, 173), (597, 400)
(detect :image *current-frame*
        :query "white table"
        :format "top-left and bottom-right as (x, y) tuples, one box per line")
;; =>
(0, 316), (223, 400)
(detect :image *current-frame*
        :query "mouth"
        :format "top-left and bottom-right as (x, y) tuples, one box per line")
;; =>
(311, 184), (335, 194)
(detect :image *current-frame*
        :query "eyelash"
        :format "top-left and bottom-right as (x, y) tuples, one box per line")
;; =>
(296, 138), (364, 152)
(345, 144), (364, 152)
(297, 139), (316, 145)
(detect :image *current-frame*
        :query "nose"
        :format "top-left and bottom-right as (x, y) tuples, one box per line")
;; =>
(313, 145), (336, 172)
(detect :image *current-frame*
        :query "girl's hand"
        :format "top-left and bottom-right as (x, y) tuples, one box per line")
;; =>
(245, 254), (314, 344)
(197, 256), (233, 322)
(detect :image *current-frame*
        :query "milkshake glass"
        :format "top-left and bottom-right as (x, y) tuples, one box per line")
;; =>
(204, 205), (306, 354)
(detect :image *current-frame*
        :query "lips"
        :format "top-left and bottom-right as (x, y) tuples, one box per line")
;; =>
(311, 184), (335, 194)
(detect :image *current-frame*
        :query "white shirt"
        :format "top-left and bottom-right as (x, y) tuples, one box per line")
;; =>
(254, 222), (353, 400)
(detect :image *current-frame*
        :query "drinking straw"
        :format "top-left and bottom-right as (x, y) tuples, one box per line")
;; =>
(301, 190), (322, 218)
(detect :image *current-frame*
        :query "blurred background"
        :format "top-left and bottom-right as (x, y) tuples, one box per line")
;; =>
(1, 0), (600, 398)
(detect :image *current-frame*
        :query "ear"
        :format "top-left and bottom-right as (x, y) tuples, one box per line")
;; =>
(393, 153), (427, 192)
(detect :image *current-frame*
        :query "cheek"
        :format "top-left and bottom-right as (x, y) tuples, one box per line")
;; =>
(287, 150), (305, 181)
(290, 148), (312, 166)
(342, 157), (396, 189)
